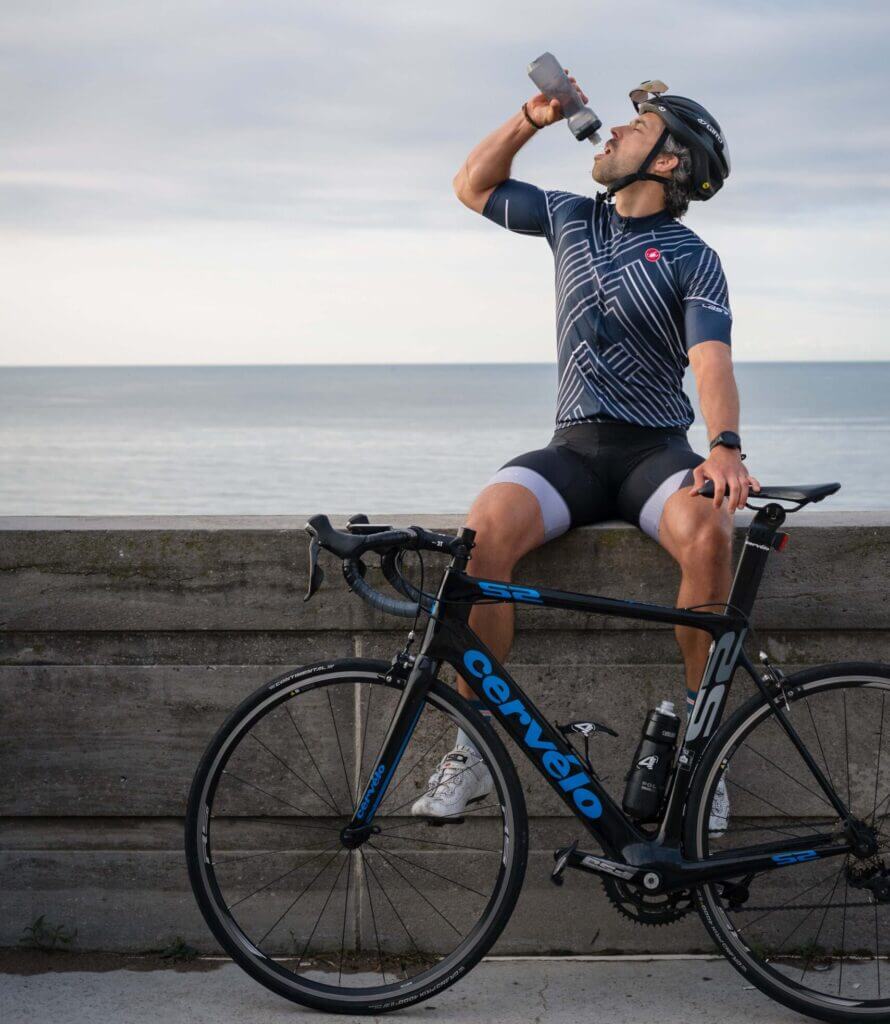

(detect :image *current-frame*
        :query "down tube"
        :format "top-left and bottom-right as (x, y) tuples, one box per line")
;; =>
(432, 621), (641, 853)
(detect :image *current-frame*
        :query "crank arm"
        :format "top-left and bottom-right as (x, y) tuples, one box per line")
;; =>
(552, 843), (639, 886)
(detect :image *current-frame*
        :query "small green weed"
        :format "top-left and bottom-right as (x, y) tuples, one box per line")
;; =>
(19, 915), (77, 951)
(159, 937), (200, 963)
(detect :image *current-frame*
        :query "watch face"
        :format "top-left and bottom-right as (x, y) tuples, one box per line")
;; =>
(711, 432), (741, 449)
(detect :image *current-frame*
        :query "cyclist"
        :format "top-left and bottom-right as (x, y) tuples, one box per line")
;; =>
(413, 74), (759, 833)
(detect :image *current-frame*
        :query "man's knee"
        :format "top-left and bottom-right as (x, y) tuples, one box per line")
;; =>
(676, 514), (732, 571)
(465, 484), (545, 573)
(664, 501), (732, 570)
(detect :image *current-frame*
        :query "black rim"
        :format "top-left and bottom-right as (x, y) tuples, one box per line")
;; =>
(697, 676), (890, 1013)
(191, 668), (516, 1002)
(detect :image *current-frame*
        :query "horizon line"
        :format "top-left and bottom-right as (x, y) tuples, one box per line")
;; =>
(2, 359), (890, 370)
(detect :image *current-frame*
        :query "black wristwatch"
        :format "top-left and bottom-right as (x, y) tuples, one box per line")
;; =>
(709, 430), (745, 459)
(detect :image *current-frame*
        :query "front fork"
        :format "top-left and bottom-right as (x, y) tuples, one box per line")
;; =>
(341, 650), (437, 844)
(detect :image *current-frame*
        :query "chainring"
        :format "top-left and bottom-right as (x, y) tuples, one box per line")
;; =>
(601, 876), (695, 926)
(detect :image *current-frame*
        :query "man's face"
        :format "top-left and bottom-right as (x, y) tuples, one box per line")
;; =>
(592, 110), (669, 185)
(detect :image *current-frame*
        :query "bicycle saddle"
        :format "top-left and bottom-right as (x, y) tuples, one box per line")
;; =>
(698, 481), (841, 506)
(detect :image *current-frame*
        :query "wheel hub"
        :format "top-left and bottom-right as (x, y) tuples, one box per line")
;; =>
(844, 818), (879, 859)
(339, 823), (379, 849)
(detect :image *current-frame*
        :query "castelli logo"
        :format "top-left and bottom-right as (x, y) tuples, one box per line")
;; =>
(645, 247), (660, 262)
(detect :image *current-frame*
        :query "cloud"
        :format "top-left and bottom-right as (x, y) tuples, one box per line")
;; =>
(3, 0), (889, 230)
(0, 0), (888, 365)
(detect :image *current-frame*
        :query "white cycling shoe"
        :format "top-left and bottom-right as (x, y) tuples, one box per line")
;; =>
(411, 746), (493, 819)
(708, 776), (730, 837)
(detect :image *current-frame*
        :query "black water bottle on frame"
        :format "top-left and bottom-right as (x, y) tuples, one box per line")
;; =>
(622, 700), (681, 822)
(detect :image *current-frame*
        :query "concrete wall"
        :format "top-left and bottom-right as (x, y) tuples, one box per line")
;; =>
(2, 512), (889, 954)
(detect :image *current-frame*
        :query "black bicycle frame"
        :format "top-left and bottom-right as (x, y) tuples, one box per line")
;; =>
(347, 503), (855, 892)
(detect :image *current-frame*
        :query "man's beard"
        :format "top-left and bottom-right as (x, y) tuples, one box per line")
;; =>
(592, 152), (630, 186)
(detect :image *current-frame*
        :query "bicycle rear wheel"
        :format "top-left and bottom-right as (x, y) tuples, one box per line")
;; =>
(185, 658), (527, 1014)
(687, 663), (890, 1023)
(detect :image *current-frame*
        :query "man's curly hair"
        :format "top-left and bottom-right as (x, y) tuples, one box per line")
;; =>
(661, 133), (694, 220)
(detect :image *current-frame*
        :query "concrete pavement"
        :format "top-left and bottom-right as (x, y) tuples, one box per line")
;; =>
(3, 953), (805, 1023)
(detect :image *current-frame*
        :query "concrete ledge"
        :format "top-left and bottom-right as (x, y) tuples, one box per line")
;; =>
(2, 513), (889, 952)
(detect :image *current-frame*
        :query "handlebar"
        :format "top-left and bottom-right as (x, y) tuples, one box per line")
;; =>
(303, 513), (471, 618)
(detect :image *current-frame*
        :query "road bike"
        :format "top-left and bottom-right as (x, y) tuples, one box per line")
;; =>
(185, 481), (890, 1022)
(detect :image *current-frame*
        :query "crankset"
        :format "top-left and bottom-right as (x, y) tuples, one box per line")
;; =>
(601, 875), (694, 926)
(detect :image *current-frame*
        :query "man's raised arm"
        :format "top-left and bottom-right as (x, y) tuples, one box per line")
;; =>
(452, 72), (589, 213)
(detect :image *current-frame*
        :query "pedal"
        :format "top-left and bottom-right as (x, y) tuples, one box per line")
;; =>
(551, 840), (579, 886)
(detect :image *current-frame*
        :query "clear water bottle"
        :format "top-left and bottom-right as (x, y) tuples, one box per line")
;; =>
(622, 700), (681, 822)
(527, 52), (602, 143)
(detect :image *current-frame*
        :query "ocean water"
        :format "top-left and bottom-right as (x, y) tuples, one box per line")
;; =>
(0, 363), (887, 515)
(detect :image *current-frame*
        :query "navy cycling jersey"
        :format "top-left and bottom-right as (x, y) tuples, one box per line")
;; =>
(482, 179), (732, 430)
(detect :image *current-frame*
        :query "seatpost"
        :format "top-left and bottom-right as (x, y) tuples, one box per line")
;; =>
(726, 503), (786, 619)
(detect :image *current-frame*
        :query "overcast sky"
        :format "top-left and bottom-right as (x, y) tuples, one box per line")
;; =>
(2, 0), (889, 366)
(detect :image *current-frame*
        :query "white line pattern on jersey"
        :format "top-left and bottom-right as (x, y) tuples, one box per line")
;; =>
(482, 180), (732, 429)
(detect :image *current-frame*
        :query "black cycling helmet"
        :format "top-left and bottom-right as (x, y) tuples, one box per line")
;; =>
(606, 80), (730, 200)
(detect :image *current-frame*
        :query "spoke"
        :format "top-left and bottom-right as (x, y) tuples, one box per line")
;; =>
(246, 816), (343, 835)
(843, 689), (852, 812)
(285, 702), (343, 816)
(249, 733), (339, 815)
(803, 694), (836, 795)
(369, 841), (491, 900)
(375, 829), (502, 854)
(359, 848), (387, 986)
(378, 720), (453, 809)
(838, 870), (849, 996)
(769, 874), (848, 958)
(354, 683), (374, 808)
(377, 802), (502, 831)
(253, 843), (344, 946)
(737, 868), (842, 932)
(338, 850), (354, 985)
(719, 819), (835, 841)
(743, 743), (834, 811)
(873, 692), (887, 822)
(222, 770), (339, 823)
(870, 787), (890, 827)
(363, 849), (431, 969)
(725, 777), (827, 836)
(328, 690), (355, 814)
(369, 843), (465, 935)
(212, 846), (305, 867)
(232, 841), (339, 912)
(295, 851), (350, 971)
(799, 858), (846, 984)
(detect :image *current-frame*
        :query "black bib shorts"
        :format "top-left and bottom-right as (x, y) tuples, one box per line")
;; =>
(487, 420), (705, 543)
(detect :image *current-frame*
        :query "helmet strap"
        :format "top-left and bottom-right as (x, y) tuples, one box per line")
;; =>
(605, 127), (672, 198)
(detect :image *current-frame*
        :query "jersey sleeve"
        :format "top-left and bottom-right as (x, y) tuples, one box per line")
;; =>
(679, 246), (733, 349)
(482, 178), (554, 244)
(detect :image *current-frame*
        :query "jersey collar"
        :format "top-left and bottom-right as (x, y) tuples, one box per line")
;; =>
(608, 205), (673, 233)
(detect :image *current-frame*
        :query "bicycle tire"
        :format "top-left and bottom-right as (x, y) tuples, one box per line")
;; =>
(686, 662), (890, 1023)
(185, 658), (528, 1014)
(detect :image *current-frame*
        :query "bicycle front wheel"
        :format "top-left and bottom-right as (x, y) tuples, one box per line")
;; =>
(185, 658), (527, 1014)
(687, 663), (890, 1023)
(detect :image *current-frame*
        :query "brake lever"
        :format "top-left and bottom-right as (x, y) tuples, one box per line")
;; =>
(304, 535), (325, 603)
